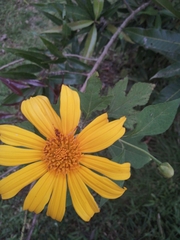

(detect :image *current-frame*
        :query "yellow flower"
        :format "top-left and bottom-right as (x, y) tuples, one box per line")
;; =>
(0, 85), (130, 222)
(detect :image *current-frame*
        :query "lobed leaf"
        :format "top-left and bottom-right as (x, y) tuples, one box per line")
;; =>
(78, 75), (112, 119)
(108, 78), (155, 129)
(132, 98), (180, 137)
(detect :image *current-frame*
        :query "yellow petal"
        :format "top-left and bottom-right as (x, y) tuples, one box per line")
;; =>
(0, 145), (42, 166)
(68, 171), (99, 221)
(76, 113), (108, 143)
(80, 155), (131, 180)
(60, 85), (81, 135)
(78, 166), (126, 199)
(78, 117), (126, 153)
(21, 96), (61, 139)
(0, 125), (45, 150)
(0, 162), (47, 199)
(47, 174), (67, 221)
(23, 172), (55, 213)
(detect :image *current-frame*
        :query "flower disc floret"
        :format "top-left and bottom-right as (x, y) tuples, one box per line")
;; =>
(0, 84), (131, 222)
(43, 129), (81, 174)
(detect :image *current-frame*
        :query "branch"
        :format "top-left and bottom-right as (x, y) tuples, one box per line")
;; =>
(26, 213), (38, 240)
(80, 0), (151, 92)
(0, 58), (24, 71)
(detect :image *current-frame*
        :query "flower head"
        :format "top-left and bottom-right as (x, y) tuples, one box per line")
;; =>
(0, 85), (130, 221)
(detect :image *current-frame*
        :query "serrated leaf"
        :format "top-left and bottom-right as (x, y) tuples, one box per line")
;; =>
(153, 80), (180, 103)
(93, 0), (104, 20)
(109, 137), (151, 169)
(154, 0), (180, 19)
(151, 62), (180, 79)
(133, 98), (180, 137)
(108, 78), (155, 129)
(78, 75), (112, 119)
(83, 24), (97, 59)
(124, 28), (180, 55)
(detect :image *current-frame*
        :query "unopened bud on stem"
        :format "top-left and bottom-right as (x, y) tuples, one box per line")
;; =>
(158, 162), (174, 178)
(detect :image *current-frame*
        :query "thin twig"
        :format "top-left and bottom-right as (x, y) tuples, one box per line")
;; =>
(0, 59), (24, 71)
(50, 70), (87, 76)
(26, 213), (38, 240)
(123, 0), (133, 13)
(64, 53), (97, 61)
(80, 0), (151, 92)
(20, 210), (28, 240)
(0, 166), (19, 178)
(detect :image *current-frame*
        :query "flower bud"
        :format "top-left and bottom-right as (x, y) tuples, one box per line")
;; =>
(158, 162), (174, 178)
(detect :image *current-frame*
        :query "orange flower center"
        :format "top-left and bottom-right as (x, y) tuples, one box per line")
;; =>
(43, 129), (81, 174)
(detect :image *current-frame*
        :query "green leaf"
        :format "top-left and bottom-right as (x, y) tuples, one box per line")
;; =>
(132, 99), (180, 137)
(109, 137), (151, 169)
(93, 0), (104, 20)
(10, 64), (42, 73)
(48, 73), (84, 85)
(153, 80), (180, 103)
(40, 37), (65, 59)
(67, 58), (91, 72)
(0, 71), (36, 80)
(75, 0), (94, 19)
(108, 78), (155, 129)
(68, 20), (93, 31)
(151, 62), (180, 79)
(6, 48), (50, 68)
(78, 75), (112, 119)
(66, 5), (91, 20)
(2, 88), (37, 105)
(153, 0), (180, 19)
(42, 11), (62, 25)
(124, 28), (180, 55)
(83, 24), (97, 59)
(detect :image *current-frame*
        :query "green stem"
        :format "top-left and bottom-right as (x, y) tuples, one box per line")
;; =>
(119, 139), (162, 165)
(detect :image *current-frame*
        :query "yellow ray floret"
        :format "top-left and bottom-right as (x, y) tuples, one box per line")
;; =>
(0, 84), (131, 222)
